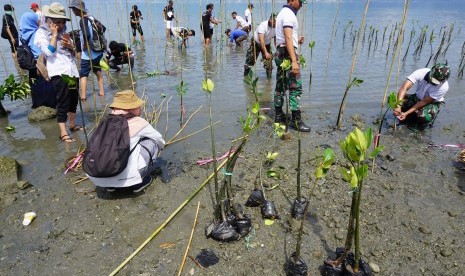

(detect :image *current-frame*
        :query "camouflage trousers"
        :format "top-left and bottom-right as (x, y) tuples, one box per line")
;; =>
(401, 94), (441, 129)
(244, 41), (273, 71)
(274, 47), (302, 111)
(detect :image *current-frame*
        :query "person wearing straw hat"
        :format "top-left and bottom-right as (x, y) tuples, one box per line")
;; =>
(68, 0), (105, 101)
(274, 0), (310, 132)
(87, 91), (165, 193)
(2, 4), (19, 59)
(34, 2), (81, 143)
(393, 63), (450, 130)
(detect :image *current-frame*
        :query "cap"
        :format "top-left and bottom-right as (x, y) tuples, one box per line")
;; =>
(430, 63), (450, 85)
(31, 3), (39, 9)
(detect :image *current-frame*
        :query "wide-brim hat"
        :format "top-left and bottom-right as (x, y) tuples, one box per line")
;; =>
(68, 0), (87, 12)
(43, 2), (70, 21)
(110, 91), (145, 110)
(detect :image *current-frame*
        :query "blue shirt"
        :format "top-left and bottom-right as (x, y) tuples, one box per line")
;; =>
(229, 29), (247, 42)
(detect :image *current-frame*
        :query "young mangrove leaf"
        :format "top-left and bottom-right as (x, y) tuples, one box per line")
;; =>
(280, 59), (292, 71)
(364, 127), (373, 149)
(176, 80), (188, 96)
(352, 77), (363, 87)
(5, 125), (15, 131)
(355, 164), (368, 181)
(299, 55), (306, 68)
(368, 145), (385, 158)
(99, 60), (110, 71)
(252, 102), (260, 114)
(202, 79), (214, 93)
(61, 74), (78, 89)
(308, 40), (316, 49)
(266, 152), (279, 162)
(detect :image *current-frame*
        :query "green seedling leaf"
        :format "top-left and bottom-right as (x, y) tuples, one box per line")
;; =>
(352, 77), (363, 87)
(368, 145), (385, 158)
(264, 219), (275, 225)
(252, 102), (260, 114)
(349, 166), (358, 188)
(364, 127), (373, 149)
(322, 148), (335, 167)
(308, 40), (316, 49)
(5, 125), (15, 131)
(280, 59), (291, 71)
(176, 80), (188, 96)
(266, 152), (279, 161)
(299, 55), (306, 68)
(387, 92), (398, 109)
(61, 74), (78, 89)
(258, 115), (267, 121)
(339, 167), (351, 183)
(99, 60), (110, 71)
(201, 79), (214, 93)
(356, 164), (368, 181)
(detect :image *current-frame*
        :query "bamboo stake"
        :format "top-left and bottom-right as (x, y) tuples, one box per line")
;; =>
(325, 0), (342, 67)
(336, 0), (371, 129)
(177, 201), (201, 276)
(166, 121), (221, 146)
(108, 158), (228, 276)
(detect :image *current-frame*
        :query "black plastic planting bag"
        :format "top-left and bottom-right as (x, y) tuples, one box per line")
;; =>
(210, 222), (241, 242)
(291, 197), (307, 220)
(261, 200), (279, 219)
(245, 188), (265, 207)
(195, 249), (219, 268)
(235, 216), (252, 237)
(343, 252), (372, 276)
(286, 252), (308, 276)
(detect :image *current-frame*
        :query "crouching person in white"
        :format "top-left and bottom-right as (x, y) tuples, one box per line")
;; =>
(87, 90), (165, 193)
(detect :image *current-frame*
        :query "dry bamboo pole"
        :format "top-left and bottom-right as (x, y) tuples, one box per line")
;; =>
(336, 0), (371, 129)
(374, 0), (410, 153)
(325, 0), (342, 67)
(108, 158), (229, 276)
(177, 201), (201, 276)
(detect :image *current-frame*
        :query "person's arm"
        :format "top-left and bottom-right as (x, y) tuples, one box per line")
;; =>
(258, 33), (271, 60)
(162, 8), (167, 21)
(6, 25), (15, 45)
(210, 16), (220, 25)
(34, 24), (58, 57)
(398, 95), (435, 121)
(283, 27), (298, 75)
(393, 79), (413, 116)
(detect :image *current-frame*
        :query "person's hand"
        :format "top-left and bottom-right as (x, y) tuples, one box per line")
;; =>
(298, 35), (304, 44)
(393, 106), (401, 116)
(397, 112), (407, 121)
(61, 37), (73, 50)
(291, 60), (300, 75)
(50, 22), (58, 36)
(265, 52), (272, 60)
(11, 38), (16, 45)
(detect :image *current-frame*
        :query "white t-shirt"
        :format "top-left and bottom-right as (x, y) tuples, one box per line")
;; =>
(244, 8), (252, 25)
(275, 6), (299, 48)
(235, 15), (248, 29)
(254, 20), (275, 45)
(407, 68), (449, 102)
(36, 10), (45, 26)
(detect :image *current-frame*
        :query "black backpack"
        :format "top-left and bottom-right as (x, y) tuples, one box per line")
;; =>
(83, 113), (139, 178)
(17, 38), (36, 70)
(84, 16), (107, 52)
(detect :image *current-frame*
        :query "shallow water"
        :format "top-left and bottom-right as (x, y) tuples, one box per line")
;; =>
(1, 1), (465, 183)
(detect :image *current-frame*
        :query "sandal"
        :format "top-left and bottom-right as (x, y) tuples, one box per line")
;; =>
(69, 125), (84, 132)
(60, 134), (75, 143)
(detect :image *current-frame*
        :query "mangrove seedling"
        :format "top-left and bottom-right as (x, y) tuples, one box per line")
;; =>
(291, 129), (306, 220)
(280, 58), (292, 133)
(176, 80), (188, 126)
(323, 127), (383, 275)
(336, 77), (363, 129)
(308, 40), (316, 89)
(0, 74), (31, 117)
(287, 148), (335, 276)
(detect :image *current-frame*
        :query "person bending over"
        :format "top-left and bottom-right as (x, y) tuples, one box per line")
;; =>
(106, 40), (134, 72)
(225, 28), (248, 47)
(171, 27), (195, 47)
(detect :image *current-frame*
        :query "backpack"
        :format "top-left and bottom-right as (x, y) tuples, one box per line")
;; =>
(83, 113), (140, 178)
(83, 16), (107, 52)
(17, 38), (36, 70)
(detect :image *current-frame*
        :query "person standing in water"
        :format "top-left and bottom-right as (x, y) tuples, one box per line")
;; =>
(130, 5), (144, 42)
(163, 0), (175, 38)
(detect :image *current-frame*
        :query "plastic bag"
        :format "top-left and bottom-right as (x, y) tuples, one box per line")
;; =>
(245, 188), (265, 207)
(291, 197), (307, 220)
(261, 200), (279, 219)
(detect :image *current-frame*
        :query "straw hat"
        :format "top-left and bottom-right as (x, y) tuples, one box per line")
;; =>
(110, 91), (145, 110)
(43, 2), (70, 21)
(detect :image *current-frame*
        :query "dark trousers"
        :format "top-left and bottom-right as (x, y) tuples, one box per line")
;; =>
(29, 69), (57, 109)
(50, 76), (79, 123)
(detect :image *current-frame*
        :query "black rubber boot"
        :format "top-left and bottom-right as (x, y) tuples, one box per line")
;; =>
(289, 110), (311, 132)
(274, 108), (287, 124)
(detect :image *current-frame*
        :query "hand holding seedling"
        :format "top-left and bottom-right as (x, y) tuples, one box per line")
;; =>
(298, 35), (305, 45)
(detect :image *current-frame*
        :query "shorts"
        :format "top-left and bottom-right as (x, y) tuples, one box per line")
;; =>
(166, 20), (174, 29)
(202, 26), (212, 39)
(131, 24), (143, 36)
(79, 54), (103, 77)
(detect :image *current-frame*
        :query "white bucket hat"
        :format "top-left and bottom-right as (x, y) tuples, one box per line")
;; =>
(43, 2), (70, 21)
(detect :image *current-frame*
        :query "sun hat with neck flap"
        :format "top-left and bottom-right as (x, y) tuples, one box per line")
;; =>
(43, 2), (71, 21)
(110, 91), (145, 110)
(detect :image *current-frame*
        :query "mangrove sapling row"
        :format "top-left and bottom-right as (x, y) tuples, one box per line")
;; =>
(0, 74), (31, 117)
(287, 148), (335, 276)
(323, 127), (384, 276)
